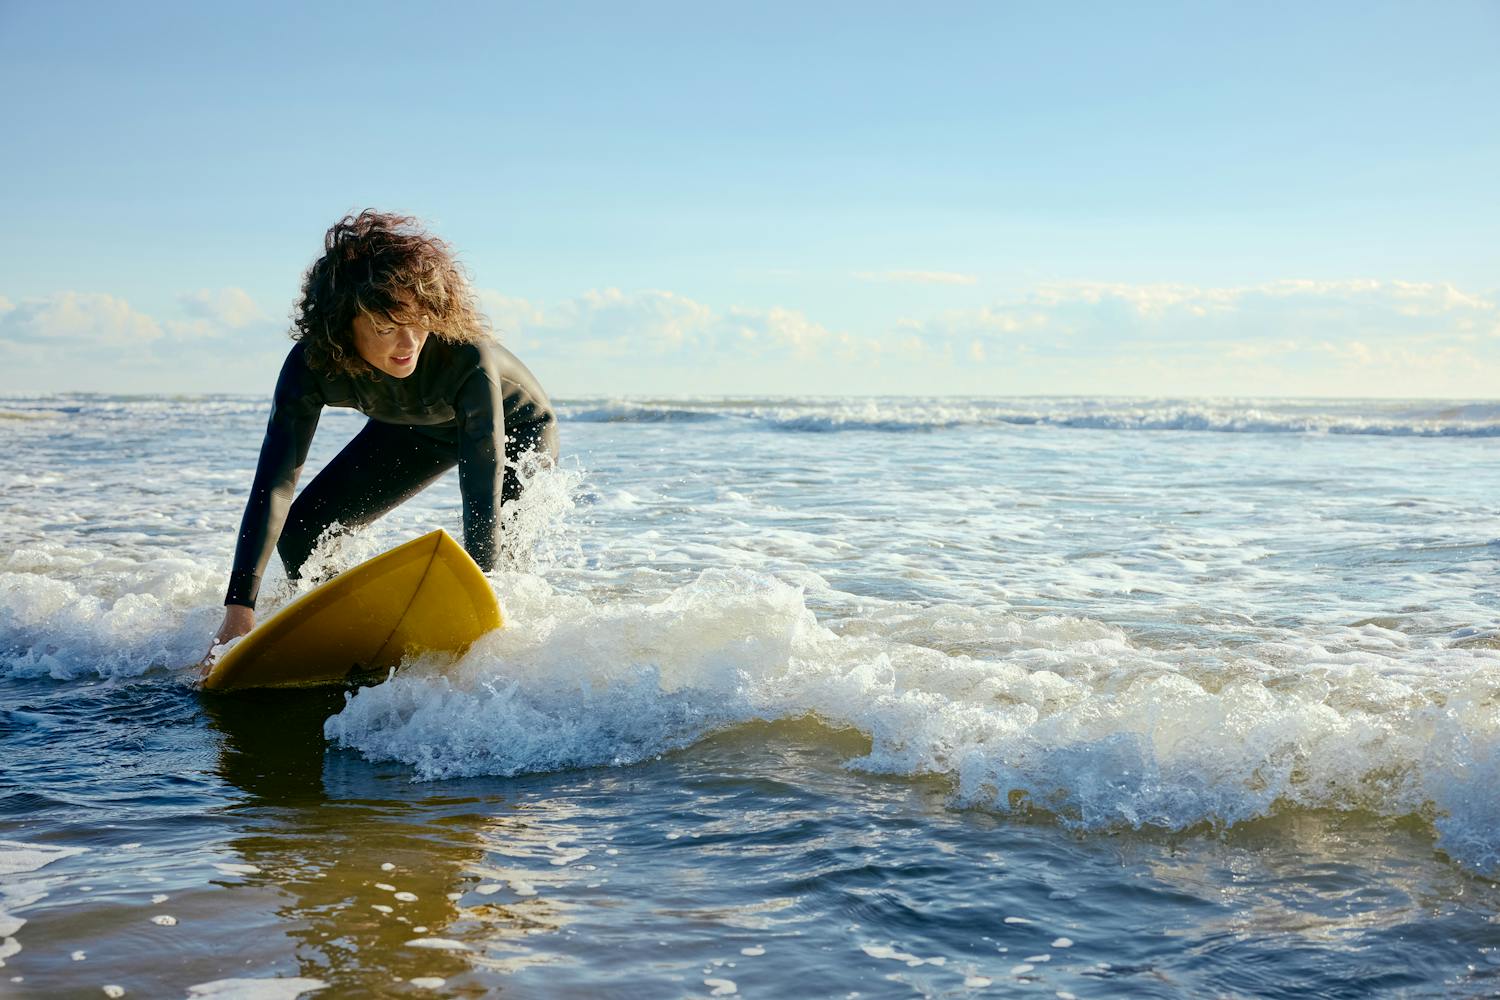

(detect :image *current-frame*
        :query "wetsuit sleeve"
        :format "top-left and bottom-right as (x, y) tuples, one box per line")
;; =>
(453, 366), (505, 571)
(224, 349), (323, 607)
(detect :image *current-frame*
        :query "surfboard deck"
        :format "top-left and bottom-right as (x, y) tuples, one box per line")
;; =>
(202, 529), (502, 691)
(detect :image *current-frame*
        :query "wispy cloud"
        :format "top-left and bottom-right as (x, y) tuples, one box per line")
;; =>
(0, 292), (163, 348)
(908, 279), (1500, 347)
(175, 287), (267, 332)
(0, 290), (292, 393)
(853, 270), (978, 286)
(0, 287), (274, 356)
(479, 287), (846, 362)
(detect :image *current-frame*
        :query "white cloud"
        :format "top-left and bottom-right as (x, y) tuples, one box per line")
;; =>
(177, 287), (265, 329)
(478, 286), (848, 362)
(477, 289), (545, 338)
(0, 292), (163, 347)
(854, 270), (978, 286)
(724, 306), (838, 358)
(907, 279), (1499, 348)
(166, 288), (271, 340)
(1225, 339), (1302, 361)
(0, 290), (300, 392)
(569, 288), (715, 348)
(921, 304), (1052, 339)
(891, 279), (1500, 394)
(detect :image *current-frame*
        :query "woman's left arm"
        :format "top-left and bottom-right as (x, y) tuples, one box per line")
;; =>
(453, 366), (505, 571)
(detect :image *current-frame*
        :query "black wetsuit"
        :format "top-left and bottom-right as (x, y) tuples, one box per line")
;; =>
(224, 337), (556, 608)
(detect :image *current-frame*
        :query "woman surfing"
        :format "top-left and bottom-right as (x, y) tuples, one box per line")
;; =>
(205, 210), (556, 662)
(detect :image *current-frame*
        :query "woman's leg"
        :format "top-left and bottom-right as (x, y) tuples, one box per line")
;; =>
(278, 420), (459, 582)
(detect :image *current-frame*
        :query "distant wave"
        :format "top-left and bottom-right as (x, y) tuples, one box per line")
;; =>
(559, 398), (1500, 437)
(565, 405), (727, 424)
(5, 393), (1498, 437)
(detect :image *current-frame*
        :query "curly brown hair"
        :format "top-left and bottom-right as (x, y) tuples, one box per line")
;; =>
(293, 210), (491, 378)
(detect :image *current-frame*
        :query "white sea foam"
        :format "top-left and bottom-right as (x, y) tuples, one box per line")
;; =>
(0, 841), (87, 877)
(325, 568), (1500, 872)
(861, 943), (946, 967)
(405, 937), (469, 950)
(0, 841), (87, 967)
(185, 977), (328, 999)
(0, 547), (225, 680)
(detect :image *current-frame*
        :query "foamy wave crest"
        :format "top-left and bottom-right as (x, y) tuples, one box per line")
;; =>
(557, 397), (1500, 436)
(0, 538), (360, 681)
(325, 570), (1500, 873)
(565, 403), (728, 424)
(0, 393), (270, 421)
(0, 547), (226, 679)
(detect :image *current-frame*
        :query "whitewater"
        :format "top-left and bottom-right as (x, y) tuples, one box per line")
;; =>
(2, 393), (1498, 997)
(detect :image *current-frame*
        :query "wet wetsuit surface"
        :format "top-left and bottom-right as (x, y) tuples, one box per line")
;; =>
(224, 337), (557, 608)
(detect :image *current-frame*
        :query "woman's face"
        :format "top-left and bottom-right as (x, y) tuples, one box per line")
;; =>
(351, 299), (430, 378)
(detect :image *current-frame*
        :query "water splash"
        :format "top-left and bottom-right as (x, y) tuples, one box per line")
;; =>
(325, 569), (1500, 873)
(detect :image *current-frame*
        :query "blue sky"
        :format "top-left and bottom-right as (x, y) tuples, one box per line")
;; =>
(1, 1), (1496, 396)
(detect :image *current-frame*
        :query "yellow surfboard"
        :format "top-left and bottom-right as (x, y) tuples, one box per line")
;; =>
(202, 529), (502, 691)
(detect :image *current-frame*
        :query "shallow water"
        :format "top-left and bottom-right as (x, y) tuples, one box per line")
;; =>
(2, 394), (1499, 997)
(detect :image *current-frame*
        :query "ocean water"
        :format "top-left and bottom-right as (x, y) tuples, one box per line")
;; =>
(2, 394), (1499, 998)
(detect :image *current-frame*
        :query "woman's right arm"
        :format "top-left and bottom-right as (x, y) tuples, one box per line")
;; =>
(206, 347), (323, 658)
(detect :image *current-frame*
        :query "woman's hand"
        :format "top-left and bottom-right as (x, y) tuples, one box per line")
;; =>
(199, 604), (256, 676)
